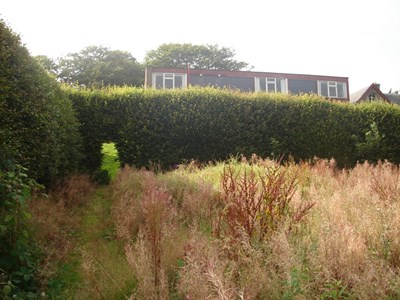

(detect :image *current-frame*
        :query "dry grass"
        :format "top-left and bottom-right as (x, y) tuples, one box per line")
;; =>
(49, 174), (96, 207)
(28, 157), (400, 299)
(108, 158), (400, 299)
(29, 174), (96, 290)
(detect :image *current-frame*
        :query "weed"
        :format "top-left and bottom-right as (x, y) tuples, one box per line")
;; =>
(218, 161), (314, 244)
(321, 280), (354, 300)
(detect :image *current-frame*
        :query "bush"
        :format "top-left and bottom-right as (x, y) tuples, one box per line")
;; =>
(67, 87), (400, 169)
(92, 169), (111, 185)
(0, 159), (43, 298)
(0, 19), (82, 185)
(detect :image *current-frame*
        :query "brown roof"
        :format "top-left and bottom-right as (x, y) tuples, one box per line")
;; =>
(350, 83), (391, 104)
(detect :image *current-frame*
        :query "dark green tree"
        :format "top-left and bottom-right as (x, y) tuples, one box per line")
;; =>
(144, 43), (251, 70)
(58, 45), (143, 87)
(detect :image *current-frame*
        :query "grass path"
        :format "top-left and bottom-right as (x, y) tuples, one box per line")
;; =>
(71, 186), (134, 299)
(56, 143), (134, 299)
(101, 143), (121, 180)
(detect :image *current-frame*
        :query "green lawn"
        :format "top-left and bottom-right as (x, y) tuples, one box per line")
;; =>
(101, 143), (120, 181)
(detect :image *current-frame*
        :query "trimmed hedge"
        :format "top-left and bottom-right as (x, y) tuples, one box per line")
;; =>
(0, 20), (81, 185)
(67, 86), (400, 170)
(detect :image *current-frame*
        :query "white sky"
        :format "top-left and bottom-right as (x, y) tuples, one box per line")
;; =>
(1, 0), (399, 93)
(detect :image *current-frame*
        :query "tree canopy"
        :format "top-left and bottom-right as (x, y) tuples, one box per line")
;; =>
(58, 46), (143, 87)
(144, 43), (250, 71)
(34, 55), (59, 76)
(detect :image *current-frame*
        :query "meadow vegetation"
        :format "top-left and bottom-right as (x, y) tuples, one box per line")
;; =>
(27, 152), (400, 299)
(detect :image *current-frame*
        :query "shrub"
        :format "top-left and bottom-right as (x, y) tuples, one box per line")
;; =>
(67, 86), (400, 170)
(91, 169), (111, 185)
(0, 159), (43, 298)
(0, 19), (81, 185)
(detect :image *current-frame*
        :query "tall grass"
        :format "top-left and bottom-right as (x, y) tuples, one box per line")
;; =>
(111, 158), (400, 299)
(29, 157), (400, 299)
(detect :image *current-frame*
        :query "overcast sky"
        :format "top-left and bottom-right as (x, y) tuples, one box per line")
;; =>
(1, 0), (399, 93)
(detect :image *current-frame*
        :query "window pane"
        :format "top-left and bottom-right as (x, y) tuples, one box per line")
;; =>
(267, 83), (276, 92)
(368, 93), (376, 100)
(165, 78), (173, 89)
(337, 83), (345, 98)
(320, 82), (328, 96)
(175, 75), (183, 88)
(155, 75), (163, 89)
(329, 85), (337, 97)
(165, 73), (174, 78)
(260, 78), (266, 91)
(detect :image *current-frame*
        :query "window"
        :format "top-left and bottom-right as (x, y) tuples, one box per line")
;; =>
(152, 73), (187, 89)
(255, 77), (287, 93)
(318, 81), (347, 98)
(267, 78), (277, 93)
(328, 82), (337, 98)
(368, 93), (376, 101)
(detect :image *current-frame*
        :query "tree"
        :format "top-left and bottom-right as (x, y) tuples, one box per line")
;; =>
(144, 43), (251, 71)
(58, 46), (143, 87)
(34, 55), (59, 76)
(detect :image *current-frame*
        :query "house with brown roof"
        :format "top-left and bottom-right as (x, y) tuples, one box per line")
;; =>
(145, 67), (350, 101)
(350, 83), (400, 105)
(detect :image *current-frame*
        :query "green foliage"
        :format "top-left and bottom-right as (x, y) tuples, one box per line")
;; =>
(355, 121), (386, 163)
(67, 86), (400, 170)
(92, 169), (111, 185)
(58, 45), (143, 87)
(34, 55), (59, 76)
(283, 268), (307, 300)
(321, 280), (354, 300)
(144, 43), (250, 70)
(0, 19), (82, 185)
(101, 143), (120, 181)
(0, 159), (43, 298)
(66, 87), (115, 172)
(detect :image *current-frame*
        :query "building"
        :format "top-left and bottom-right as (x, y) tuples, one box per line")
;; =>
(385, 93), (400, 105)
(350, 83), (395, 104)
(145, 67), (350, 101)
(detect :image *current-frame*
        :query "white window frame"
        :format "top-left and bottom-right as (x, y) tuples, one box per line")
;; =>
(266, 78), (277, 93)
(255, 77), (287, 93)
(318, 81), (347, 99)
(152, 73), (187, 89)
(328, 81), (337, 98)
(164, 73), (174, 89)
(280, 78), (288, 94)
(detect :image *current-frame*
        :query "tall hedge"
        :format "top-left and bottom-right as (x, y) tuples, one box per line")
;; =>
(67, 86), (400, 170)
(0, 20), (81, 185)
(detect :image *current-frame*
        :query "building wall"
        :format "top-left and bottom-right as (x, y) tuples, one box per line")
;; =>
(145, 67), (349, 101)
